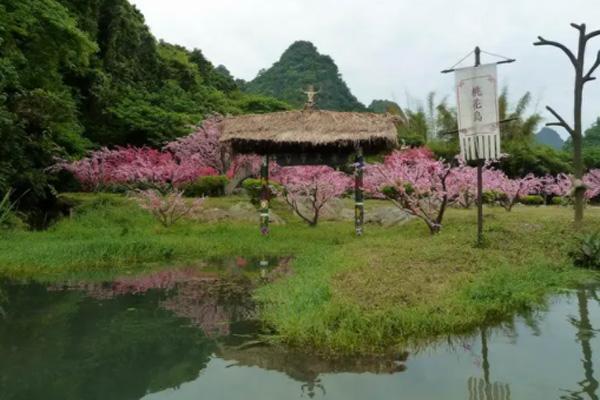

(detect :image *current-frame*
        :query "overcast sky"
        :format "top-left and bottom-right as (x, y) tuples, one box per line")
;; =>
(131, 0), (600, 137)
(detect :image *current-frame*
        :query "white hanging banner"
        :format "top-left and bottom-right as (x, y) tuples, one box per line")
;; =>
(455, 64), (500, 160)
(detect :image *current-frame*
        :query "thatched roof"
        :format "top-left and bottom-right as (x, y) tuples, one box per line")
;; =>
(219, 110), (398, 155)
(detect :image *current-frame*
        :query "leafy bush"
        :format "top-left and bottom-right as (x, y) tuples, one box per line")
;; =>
(482, 190), (503, 205)
(551, 196), (568, 206)
(570, 232), (600, 269)
(519, 195), (544, 206)
(0, 190), (26, 231)
(242, 179), (282, 205)
(498, 143), (572, 178)
(184, 175), (229, 197)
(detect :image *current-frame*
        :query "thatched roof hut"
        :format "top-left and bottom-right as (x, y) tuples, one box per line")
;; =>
(219, 110), (398, 156)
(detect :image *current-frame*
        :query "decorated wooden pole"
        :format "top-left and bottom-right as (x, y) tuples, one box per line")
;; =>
(354, 147), (365, 236)
(474, 47), (484, 246)
(260, 155), (270, 236)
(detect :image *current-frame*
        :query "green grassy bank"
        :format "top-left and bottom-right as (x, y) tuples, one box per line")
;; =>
(1, 193), (598, 354)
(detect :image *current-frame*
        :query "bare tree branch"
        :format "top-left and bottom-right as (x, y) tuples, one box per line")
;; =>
(570, 23), (585, 32)
(533, 36), (577, 67)
(585, 29), (600, 42)
(545, 106), (575, 136)
(584, 50), (600, 83)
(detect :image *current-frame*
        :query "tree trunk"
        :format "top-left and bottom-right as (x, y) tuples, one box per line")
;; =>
(573, 29), (586, 228)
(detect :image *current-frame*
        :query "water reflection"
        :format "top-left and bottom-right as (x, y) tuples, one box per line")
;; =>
(466, 329), (512, 400)
(561, 287), (599, 400)
(0, 272), (598, 400)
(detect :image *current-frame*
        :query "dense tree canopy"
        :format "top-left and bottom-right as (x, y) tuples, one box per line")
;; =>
(244, 41), (366, 111)
(0, 0), (289, 221)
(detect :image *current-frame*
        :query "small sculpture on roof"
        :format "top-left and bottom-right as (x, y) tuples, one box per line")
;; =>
(303, 85), (319, 110)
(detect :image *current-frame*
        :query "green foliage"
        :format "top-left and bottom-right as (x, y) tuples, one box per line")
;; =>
(368, 99), (403, 114)
(482, 190), (502, 205)
(0, 0), (287, 217)
(497, 88), (542, 142)
(570, 232), (600, 269)
(183, 175), (229, 197)
(242, 179), (282, 205)
(519, 195), (544, 206)
(565, 118), (600, 169)
(244, 41), (365, 111)
(551, 196), (568, 206)
(427, 140), (460, 161)
(0, 190), (22, 230)
(498, 142), (572, 178)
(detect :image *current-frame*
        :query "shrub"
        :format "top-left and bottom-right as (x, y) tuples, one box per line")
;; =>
(242, 179), (282, 205)
(519, 195), (544, 206)
(132, 189), (205, 227)
(570, 232), (600, 269)
(482, 190), (502, 205)
(551, 196), (568, 206)
(184, 175), (229, 197)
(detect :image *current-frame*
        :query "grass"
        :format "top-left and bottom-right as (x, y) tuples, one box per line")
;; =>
(1, 192), (599, 354)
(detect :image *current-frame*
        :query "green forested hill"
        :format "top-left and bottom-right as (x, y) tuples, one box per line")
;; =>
(0, 0), (288, 216)
(368, 99), (403, 114)
(244, 41), (366, 111)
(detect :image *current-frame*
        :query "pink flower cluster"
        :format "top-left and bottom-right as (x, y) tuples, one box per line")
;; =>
(56, 116), (261, 191)
(363, 148), (600, 233)
(272, 165), (352, 226)
(57, 146), (218, 191)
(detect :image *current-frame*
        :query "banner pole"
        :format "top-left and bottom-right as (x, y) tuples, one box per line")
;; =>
(474, 46), (484, 246)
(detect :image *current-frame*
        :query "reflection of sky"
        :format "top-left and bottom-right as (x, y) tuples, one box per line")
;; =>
(144, 290), (599, 400)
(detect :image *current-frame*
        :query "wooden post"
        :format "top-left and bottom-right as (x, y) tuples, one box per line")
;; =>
(260, 155), (270, 236)
(354, 148), (365, 236)
(474, 46), (484, 246)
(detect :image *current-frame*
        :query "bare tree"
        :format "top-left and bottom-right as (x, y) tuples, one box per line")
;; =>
(534, 23), (600, 227)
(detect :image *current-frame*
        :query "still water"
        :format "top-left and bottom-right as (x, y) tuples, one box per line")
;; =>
(0, 264), (598, 400)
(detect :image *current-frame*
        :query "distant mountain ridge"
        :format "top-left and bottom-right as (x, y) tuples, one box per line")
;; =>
(244, 41), (366, 111)
(535, 127), (565, 150)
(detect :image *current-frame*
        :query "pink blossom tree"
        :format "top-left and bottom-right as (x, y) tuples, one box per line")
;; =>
(164, 115), (262, 189)
(132, 189), (205, 227)
(272, 165), (351, 226)
(484, 171), (542, 211)
(540, 173), (573, 204)
(55, 116), (263, 193)
(446, 160), (477, 209)
(365, 148), (454, 234)
(55, 146), (218, 191)
(584, 169), (600, 200)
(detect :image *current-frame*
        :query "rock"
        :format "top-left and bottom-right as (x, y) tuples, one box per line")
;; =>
(339, 208), (355, 221)
(228, 202), (258, 221)
(195, 208), (230, 222)
(291, 197), (352, 221)
(228, 202), (285, 225)
(365, 206), (412, 227)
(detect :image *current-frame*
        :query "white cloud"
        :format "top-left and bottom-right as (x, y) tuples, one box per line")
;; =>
(131, 0), (600, 137)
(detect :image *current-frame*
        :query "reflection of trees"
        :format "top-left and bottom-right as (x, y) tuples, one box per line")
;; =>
(160, 275), (255, 337)
(216, 343), (407, 397)
(561, 288), (599, 400)
(0, 281), (214, 400)
(467, 328), (512, 400)
(51, 268), (256, 337)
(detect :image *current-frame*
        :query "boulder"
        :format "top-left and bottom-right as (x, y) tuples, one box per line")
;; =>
(365, 206), (412, 227)
(228, 203), (285, 225)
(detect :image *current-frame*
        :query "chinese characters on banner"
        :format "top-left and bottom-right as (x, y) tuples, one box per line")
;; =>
(455, 64), (500, 160)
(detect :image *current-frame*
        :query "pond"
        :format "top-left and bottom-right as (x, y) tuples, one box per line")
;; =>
(0, 263), (598, 400)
